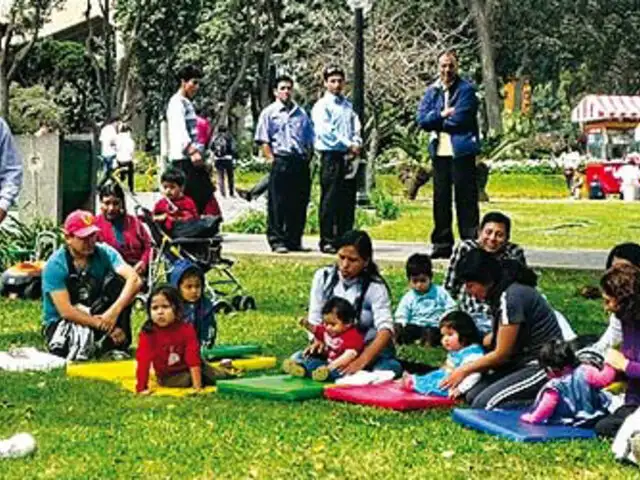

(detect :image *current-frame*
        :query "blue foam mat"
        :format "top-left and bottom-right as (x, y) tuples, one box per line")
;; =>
(451, 408), (597, 442)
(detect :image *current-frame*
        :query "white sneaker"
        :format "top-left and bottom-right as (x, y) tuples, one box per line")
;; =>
(0, 433), (36, 459)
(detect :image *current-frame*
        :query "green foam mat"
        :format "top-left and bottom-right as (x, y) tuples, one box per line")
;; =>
(217, 374), (326, 401)
(201, 344), (262, 360)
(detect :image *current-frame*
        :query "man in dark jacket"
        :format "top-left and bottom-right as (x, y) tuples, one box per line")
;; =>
(416, 51), (480, 259)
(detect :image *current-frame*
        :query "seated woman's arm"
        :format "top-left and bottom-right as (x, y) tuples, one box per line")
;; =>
(341, 283), (394, 374)
(440, 324), (520, 390)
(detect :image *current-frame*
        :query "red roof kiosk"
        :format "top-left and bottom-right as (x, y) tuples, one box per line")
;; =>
(571, 95), (640, 195)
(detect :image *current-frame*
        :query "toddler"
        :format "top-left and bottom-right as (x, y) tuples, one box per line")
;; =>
(521, 340), (615, 426)
(283, 296), (365, 382)
(135, 284), (231, 394)
(169, 259), (216, 347)
(395, 253), (455, 347)
(402, 311), (484, 398)
(153, 168), (221, 238)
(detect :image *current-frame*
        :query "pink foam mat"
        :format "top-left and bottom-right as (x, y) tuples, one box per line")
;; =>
(324, 381), (458, 411)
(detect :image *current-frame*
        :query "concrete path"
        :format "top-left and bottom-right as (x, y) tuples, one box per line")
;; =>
(126, 192), (608, 271)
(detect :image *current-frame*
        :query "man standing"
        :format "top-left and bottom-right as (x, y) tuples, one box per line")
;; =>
(42, 210), (142, 360)
(417, 51), (480, 259)
(166, 64), (215, 214)
(255, 75), (314, 253)
(99, 116), (118, 178)
(0, 118), (23, 225)
(312, 65), (362, 254)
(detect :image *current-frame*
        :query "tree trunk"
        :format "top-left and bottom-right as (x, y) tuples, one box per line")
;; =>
(0, 70), (8, 119)
(468, 0), (501, 135)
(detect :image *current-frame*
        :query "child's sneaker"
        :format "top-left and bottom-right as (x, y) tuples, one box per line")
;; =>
(0, 433), (36, 459)
(312, 366), (330, 382)
(282, 359), (306, 377)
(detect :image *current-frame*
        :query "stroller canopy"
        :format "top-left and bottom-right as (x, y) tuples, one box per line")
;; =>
(571, 95), (640, 123)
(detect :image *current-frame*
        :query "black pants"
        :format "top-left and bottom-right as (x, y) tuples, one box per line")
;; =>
(172, 159), (215, 214)
(431, 155), (479, 249)
(595, 405), (638, 438)
(157, 362), (231, 387)
(267, 155), (311, 249)
(319, 151), (356, 248)
(215, 158), (235, 197)
(466, 362), (547, 409)
(117, 161), (134, 192)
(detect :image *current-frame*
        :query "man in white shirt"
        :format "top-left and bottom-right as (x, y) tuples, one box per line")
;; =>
(99, 116), (119, 178)
(166, 64), (214, 214)
(115, 122), (136, 192)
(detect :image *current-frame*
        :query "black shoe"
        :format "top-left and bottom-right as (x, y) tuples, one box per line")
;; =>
(321, 244), (337, 254)
(430, 247), (452, 259)
(236, 189), (252, 202)
(289, 245), (311, 252)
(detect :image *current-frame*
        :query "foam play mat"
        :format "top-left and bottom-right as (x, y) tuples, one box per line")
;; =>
(451, 408), (597, 442)
(325, 381), (457, 411)
(217, 374), (327, 401)
(67, 356), (276, 397)
(201, 344), (262, 360)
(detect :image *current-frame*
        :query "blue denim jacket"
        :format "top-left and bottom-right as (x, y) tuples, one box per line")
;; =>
(416, 77), (481, 159)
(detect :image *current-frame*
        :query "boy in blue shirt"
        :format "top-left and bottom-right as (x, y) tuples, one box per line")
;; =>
(395, 253), (455, 347)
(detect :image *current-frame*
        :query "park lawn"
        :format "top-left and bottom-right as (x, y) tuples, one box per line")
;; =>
(368, 200), (640, 250)
(0, 256), (631, 479)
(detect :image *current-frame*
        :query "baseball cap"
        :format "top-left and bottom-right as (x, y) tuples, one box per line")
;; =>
(64, 210), (100, 238)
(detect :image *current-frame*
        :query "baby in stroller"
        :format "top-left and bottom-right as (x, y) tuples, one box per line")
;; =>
(153, 168), (222, 239)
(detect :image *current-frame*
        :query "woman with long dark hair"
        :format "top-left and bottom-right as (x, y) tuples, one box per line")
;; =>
(441, 249), (563, 408)
(304, 230), (402, 376)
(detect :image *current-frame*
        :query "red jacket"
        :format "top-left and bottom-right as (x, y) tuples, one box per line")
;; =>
(95, 214), (152, 271)
(135, 321), (201, 392)
(153, 195), (199, 231)
(313, 325), (365, 361)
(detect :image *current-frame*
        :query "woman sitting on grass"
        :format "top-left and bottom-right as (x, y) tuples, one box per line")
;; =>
(302, 230), (402, 377)
(440, 249), (563, 409)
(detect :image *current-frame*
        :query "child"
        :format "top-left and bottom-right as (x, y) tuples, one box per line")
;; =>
(135, 284), (230, 394)
(594, 264), (640, 438)
(169, 259), (216, 348)
(153, 168), (221, 238)
(402, 311), (484, 398)
(283, 296), (365, 382)
(521, 340), (615, 426)
(395, 253), (455, 347)
(570, 169), (584, 200)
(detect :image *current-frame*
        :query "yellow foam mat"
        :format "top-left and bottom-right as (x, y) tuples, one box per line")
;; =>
(604, 381), (627, 395)
(67, 356), (277, 397)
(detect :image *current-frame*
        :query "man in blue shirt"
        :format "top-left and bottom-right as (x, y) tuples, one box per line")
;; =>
(42, 210), (142, 360)
(255, 74), (314, 253)
(417, 51), (480, 259)
(311, 65), (362, 254)
(0, 118), (23, 225)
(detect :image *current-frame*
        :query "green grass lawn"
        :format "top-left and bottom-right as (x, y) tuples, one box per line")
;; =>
(0, 257), (632, 479)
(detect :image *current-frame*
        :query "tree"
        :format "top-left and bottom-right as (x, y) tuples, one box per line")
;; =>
(0, 0), (64, 119)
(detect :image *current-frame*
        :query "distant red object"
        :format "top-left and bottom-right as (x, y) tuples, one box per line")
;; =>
(585, 161), (625, 195)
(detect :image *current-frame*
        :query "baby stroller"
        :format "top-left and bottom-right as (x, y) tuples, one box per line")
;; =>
(104, 170), (256, 314)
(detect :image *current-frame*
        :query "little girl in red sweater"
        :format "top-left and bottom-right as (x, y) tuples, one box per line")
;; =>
(136, 284), (231, 394)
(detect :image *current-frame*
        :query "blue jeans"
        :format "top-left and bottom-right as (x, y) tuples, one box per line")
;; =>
(290, 351), (342, 381)
(102, 155), (116, 177)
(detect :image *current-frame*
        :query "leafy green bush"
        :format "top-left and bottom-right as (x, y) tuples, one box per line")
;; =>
(0, 217), (62, 270)
(355, 208), (380, 229)
(370, 189), (400, 220)
(223, 210), (267, 234)
(8, 84), (62, 134)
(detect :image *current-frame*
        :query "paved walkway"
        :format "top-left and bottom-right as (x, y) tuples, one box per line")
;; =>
(127, 192), (608, 271)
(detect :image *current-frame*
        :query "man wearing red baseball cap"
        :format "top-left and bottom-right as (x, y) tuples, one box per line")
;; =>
(41, 210), (142, 360)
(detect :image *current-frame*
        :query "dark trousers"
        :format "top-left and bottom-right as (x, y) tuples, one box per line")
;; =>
(172, 159), (215, 214)
(117, 162), (134, 192)
(215, 158), (235, 197)
(431, 155), (479, 249)
(595, 405), (638, 438)
(157, 362), (230, 387)
(267, 155), (311, 249)
(319, 151), (356, 248)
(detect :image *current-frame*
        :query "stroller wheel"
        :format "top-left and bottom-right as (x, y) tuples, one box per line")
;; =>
(231, 295), (243, 311)
(239, 296), (257, 311)
(23, 281), (41, 300)
(215, 300), (233, 315)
